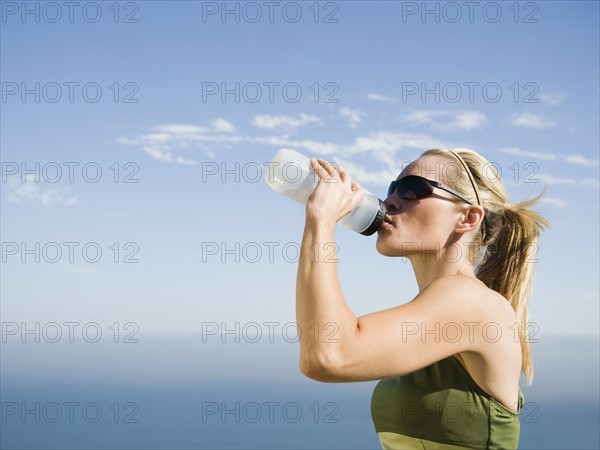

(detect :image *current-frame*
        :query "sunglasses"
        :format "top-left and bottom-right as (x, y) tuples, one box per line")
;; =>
(387, 175), (492, 230)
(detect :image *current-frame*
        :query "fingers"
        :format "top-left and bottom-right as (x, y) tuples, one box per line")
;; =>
(310, 158), (332, 180)
(311, 158), (338, 181)
(311, 158), (356, 187)
(315, 158), (344, 176)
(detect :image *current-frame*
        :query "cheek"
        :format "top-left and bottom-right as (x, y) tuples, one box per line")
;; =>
(404, 203), (452, 237)
(402, 207), (431, 232)
(375, 203), (454, 250)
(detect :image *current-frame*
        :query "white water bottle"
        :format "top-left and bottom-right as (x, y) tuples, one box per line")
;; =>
(264, 148), (387, 236)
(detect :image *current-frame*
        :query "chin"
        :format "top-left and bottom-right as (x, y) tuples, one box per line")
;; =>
(375, 235), (400, 257)
(376, 232), (416, 258)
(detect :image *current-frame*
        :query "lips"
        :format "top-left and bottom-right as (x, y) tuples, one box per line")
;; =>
(378, 214), (394, 232)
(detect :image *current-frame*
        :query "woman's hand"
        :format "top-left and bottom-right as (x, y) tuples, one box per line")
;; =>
(306, 158), (365, 227)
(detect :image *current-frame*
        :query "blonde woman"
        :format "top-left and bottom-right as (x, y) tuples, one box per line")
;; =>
(296, 148), (549, 449)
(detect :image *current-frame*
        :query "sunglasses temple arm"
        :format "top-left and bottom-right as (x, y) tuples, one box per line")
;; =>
(438, 185), (474, 205)
(439, 185), (492, 231)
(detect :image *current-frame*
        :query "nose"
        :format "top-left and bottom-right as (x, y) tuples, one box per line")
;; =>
(384, 194), (401, 213)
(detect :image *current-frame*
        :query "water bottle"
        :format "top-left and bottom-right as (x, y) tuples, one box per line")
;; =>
(264, 148), (387, 236)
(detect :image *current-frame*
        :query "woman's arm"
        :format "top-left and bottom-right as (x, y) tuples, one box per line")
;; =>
(295, 158), (364, 380)
(296, 216), (359, 380)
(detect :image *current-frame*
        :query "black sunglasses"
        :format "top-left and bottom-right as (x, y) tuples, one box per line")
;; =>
(387, 175), (492, 230)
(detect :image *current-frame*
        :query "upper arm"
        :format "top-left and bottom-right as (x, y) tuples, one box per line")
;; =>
(311, 275), (511, 382)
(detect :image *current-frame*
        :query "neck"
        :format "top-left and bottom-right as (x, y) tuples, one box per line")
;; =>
(408, 240), (478, 292)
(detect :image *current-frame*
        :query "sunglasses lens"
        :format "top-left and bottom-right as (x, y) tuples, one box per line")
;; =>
(387, 181), (397, 198)
(390, 176), (433, 200)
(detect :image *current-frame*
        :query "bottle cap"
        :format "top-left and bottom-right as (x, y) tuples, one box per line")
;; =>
(360, 199), (387, 236)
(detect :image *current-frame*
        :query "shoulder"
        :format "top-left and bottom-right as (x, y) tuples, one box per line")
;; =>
(415, 275), (518, 338)
(420, 274), (514, 315)
(330, 275), (516, 381)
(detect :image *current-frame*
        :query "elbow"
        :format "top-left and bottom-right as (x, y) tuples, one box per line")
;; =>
(299, 352), (345, 382)
(299, 358), (320, 380)
(300, 358), (327, 381)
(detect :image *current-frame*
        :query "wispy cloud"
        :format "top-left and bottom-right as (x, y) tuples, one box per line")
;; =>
(339, 107), (363, 128)
(499, 147), (557, 161)
(508, 112), (556, 129)
(142, 145), (196, 165)
(581, 178), (600, 189)
(5, 175), (79, 206)
(117, 120), (240, 164)
(539, 93), (566, 106)
(564, 154), (599, 168)
(342, 132), (445, 156)
(540, 197), (566, 208)
(367, 93), (397, 102)
(153, 124), (209, 135)
(329, 157), (399, 186)
(211, 118), (235, 133)
(251, 113), (320, 131)
(535, 174), (577, 185)
(536, 174), (599, 189)
(499, 147), (598, 168)
(401, 110), (487, 131)
(118, 115), (597, 197)
(118, 118), (450, 184)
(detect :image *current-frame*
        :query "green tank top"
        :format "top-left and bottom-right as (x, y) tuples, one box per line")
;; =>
(371, 355), (524, 450)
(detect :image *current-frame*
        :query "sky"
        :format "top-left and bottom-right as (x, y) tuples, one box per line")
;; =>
(1, 0), (598, 338)
(1, 1), (599, 449)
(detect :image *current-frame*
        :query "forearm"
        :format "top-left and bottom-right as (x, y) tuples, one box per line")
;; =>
(296, 217), (358, 372)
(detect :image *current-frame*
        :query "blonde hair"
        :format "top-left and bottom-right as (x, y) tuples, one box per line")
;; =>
(420, 147), (550, 385)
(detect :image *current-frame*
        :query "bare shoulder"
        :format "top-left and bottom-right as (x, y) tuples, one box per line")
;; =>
(418, 274), (521, 354)
(421, 274), (517, 324)
(321, 273), (521, 382)
(425, 275), (523, 406)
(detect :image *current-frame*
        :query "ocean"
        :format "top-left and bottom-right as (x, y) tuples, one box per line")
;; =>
(1, 334), (598, 449)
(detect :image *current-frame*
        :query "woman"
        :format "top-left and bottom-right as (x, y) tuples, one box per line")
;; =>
(296, 148), (549, 450)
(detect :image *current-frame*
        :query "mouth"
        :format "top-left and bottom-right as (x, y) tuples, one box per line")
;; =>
(378, 214), (394, 232)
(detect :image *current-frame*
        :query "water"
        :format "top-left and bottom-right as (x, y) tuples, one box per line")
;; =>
(1, 335), (598, 449)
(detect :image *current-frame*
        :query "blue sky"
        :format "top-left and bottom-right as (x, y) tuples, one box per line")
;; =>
(1, 1), (599, 341)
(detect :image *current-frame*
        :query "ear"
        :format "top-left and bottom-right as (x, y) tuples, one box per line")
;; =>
(455, 205), (484, 234)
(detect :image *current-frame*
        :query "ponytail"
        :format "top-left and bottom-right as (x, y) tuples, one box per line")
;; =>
(476, 194), (550, 385)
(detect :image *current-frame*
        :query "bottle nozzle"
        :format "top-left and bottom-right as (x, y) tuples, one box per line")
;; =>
(359, 199), (387, 236)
